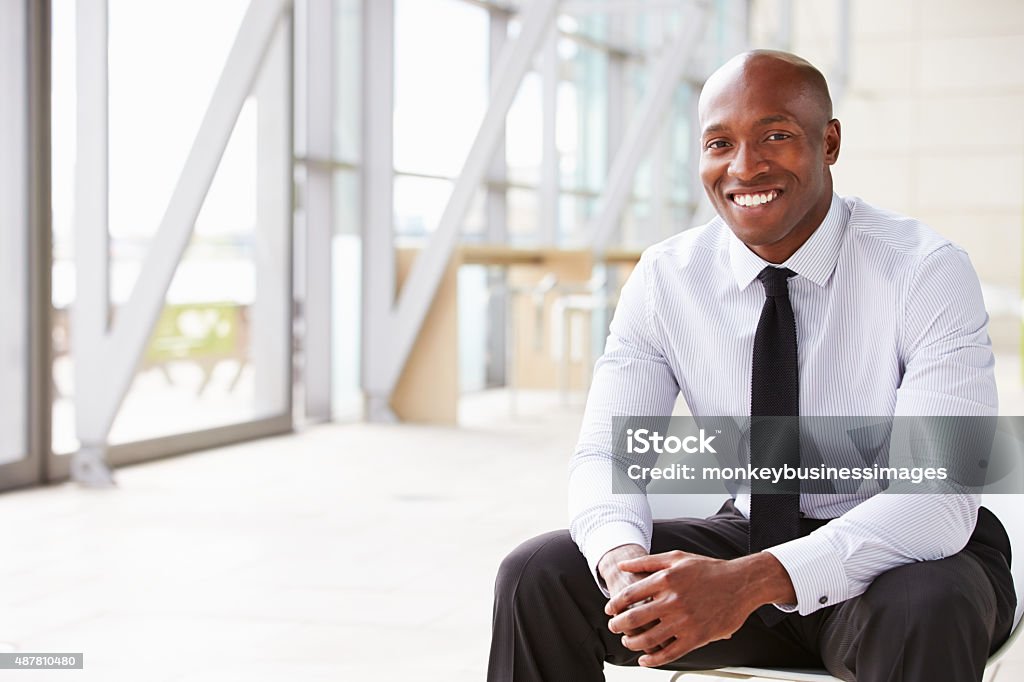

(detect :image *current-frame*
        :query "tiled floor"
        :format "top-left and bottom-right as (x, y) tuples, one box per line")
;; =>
(1, 385), (1023, 681)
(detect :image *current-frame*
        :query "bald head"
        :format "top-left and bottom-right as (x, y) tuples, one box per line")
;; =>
(700, 50), (833, 130)
(696, 50), (842, 263)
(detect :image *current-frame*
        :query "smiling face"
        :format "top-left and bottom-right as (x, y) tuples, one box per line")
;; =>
(698, 52), (841, 263)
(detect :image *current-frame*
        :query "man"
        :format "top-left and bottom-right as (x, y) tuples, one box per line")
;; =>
(487, 50), (1016, 681)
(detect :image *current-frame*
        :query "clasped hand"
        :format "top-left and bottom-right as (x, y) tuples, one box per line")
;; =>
(604, 550), (759, 668)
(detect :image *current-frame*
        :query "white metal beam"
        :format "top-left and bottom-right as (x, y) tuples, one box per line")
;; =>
(71, 0), (114, 484)
(364, 0), (561, 409)
(73, 0), (289, 474)
(360, 0), (397, 420)
(606, 16), (625, 176)
(778, 0), (793, 50)
(301, 0), (334, 421)
(834, 0), (850, 104)
(589, 4), (707, 253)
(74, 0), (110, 347)
(0, 0), (29, 467)
(539, 23), (559, 244)
(254, 9), (293, 415)
(485, 8), (510, 387)
(647, 12), (671, 244)
(486, 11), (510, 245)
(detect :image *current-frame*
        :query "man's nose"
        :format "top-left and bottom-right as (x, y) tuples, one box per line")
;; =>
(727, 143), (768, 181)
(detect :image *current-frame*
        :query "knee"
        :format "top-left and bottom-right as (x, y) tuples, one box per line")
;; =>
(825, 563), (994, 681)
(860, 563), (987, 639)
(494, 530), (582, 601)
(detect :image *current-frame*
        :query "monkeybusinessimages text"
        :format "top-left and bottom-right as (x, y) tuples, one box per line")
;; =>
(623, 428), (949, 485)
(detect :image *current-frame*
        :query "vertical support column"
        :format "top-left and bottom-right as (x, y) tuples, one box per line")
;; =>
(687, 80), (710, 226)
(361, 0), (397, 421)
(485, 8), (509, 388)
(834, 0), (850, 104)
(648, 16), (671, 246)
(74, 0), (110, 345)
(593, 9), (628, 362)
(777, 0), (793, 50)
(303, 0), (335, 420)
(29, 0), (53, 481)
(254, 10), (294, 416)
(0, 0), (29, 467)
(606, 22), (625, 183)
(72, 0), (115, 485)
(539, 23), (559, 245)
(739, 0), (752, 49)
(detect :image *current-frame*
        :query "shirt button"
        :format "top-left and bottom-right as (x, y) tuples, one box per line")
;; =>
(819, 596), (829, 605)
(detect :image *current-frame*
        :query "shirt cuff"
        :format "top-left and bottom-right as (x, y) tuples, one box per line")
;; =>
(582, 521), (651, 597)
(764, 533), (851, 616)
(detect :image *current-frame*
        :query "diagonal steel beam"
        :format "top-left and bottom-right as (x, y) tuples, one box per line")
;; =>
(74, 0), (289, 453)
(589, 3), (708, 254)
(365, 0), (561, 404)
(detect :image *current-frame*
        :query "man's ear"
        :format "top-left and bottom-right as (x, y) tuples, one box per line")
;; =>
(824, 119), (841, 165)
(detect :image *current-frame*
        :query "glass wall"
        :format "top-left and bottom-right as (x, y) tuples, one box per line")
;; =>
(6, 0), (749, 487)
(393, 0), (490, 241)
(50, 0), (293, 463)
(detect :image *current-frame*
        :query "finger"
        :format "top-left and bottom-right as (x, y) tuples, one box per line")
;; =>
(620, 617), (667, 655)
(621, 620), (677, 653)
(605, 579), (658, 616)
(618, 551), (684, 573)
(608, 599), (659, 633)
(638, 635), (697, 668)
(623, 619), (656, 637)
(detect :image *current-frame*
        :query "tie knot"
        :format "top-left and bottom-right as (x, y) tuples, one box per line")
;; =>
(757, 267), (795, 297)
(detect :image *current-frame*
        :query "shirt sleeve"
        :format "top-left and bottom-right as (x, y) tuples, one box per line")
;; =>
(765, 244), (996, 615)
(568, 252), (681, 594)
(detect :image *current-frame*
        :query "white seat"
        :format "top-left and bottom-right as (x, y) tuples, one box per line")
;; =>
(661, 493), (1024, 682)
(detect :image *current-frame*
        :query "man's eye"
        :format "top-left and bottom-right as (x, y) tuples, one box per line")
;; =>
(705, 140), (730, 150)
(766, 133), (791, 141)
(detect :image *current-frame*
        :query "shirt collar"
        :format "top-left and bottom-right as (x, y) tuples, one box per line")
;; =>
(728, 193), (849, 291)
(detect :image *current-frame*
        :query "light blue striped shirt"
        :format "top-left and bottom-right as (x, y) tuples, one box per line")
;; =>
(569, 193), (997, 615)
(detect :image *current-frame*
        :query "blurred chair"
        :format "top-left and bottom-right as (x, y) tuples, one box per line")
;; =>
(488, 272), (559, 415)
(142, 301), (248, 395)
(549, 269), (618, 404)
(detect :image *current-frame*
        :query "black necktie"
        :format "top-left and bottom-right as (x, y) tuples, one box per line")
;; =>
(749, 267), (801, 554)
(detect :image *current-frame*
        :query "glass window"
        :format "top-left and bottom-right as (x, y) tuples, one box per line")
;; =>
(332, 169), (362, 420)
(557, 39), (608, 197)
(394, 174), (485, 239)
(51, 0), (292, 453)
(506, 70), (543, 188)
(333, 0), (361, 164)
(393, 0), (489, 177)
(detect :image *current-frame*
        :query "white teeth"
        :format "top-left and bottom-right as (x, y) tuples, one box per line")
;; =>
(732, 190), (778, 207)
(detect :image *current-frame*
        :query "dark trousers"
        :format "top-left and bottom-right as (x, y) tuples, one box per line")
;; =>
(487, 501), (1016, 682)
